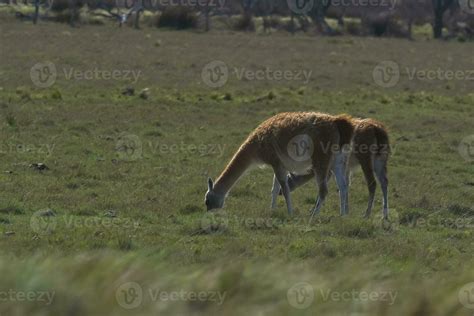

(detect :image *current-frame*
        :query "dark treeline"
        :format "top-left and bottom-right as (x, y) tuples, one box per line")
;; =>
(4, 0), (474, 39)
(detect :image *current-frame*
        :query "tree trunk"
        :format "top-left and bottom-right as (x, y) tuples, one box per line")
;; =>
(69, 0), (77, 27)
(311, 0), (333, 35)
(433, 10), (443, 38)
(242, 0), (254, 31)
(290, 12), (295, 35)
(432, 0), (455, 39)
(407, 17), (413, 40)
(134, 10), (141, 29)
(33, 0), (39, 24)
(204, 1), (210, 32)
(133, 0), (144, 29)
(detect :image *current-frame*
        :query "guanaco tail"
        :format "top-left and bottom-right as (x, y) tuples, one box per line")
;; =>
(205, 112), (355, 215)
(279, 118), (390, 219)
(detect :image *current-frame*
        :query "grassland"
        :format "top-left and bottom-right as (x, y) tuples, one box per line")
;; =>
(0, 15), (474, 316)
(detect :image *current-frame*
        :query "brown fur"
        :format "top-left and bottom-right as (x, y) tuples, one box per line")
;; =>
(352, 118), (390, 158)
(286, 117), (390, 217)
(211, 112), (355, 203)
(333, 114), (355, 148)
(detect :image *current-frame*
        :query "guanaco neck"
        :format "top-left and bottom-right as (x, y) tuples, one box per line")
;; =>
(214, 142), (255, 196)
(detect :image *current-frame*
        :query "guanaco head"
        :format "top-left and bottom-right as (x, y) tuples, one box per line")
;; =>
(205, 178), (225, 211)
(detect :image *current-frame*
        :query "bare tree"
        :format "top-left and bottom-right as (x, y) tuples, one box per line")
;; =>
(69, 0), (78, 27)
(32, 0), (40, 23)
(133, 0), (143, 29)
(309, 0), (333, 35)
(203, 0), (211, 31)
(432, 0), (455, 38)
(241, 0), (253, 17)
(258, 0), (274, 33)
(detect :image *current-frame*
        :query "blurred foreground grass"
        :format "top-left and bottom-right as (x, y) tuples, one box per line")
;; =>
(1, 251), (473, 315)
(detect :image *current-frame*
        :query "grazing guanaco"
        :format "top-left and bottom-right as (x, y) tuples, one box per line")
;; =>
(205, 112), (355, 216)
(277, 118), (390, 219)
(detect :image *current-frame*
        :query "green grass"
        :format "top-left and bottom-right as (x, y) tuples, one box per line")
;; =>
(0, 19), (473, 315)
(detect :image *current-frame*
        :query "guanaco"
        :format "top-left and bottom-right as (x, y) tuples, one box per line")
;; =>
(278, 118), (390, 219)
(205, 112), (355, 215)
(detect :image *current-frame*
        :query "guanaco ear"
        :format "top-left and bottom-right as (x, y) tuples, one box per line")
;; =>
(207, 178), (214, 191)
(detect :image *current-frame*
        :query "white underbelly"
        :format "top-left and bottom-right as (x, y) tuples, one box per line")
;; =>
(282, 159), (313, 175)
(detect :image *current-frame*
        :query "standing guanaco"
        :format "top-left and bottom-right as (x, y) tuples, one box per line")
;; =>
(205, 112), (355, 215)
(276, 118), (390, 219)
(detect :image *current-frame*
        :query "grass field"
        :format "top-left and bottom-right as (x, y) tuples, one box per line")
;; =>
(1, 15), (474, 315)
